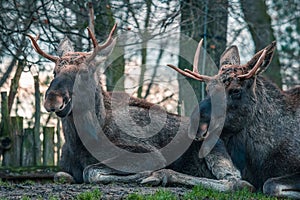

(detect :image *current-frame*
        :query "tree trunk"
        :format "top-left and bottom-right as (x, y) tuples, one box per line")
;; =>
(0, 92), (11, 156)
(90, 1), (124, 92)
(179, 0), (228, 115)
(33, 74), (41, 165)
(240, 0), (282, 88)
(8, 61), (23, 114)
(137, 0), (152, 98)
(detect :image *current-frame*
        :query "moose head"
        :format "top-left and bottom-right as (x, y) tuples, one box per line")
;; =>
(27, 25), (117, 118)
(167, 39), (276, 140)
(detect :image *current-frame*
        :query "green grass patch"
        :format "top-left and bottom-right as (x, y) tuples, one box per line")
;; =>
(48, 195), (60, 200)
(22, 180), (36, 185)
(76, 188), (102, 200)
(183, 185), (278, 200)
(0, 166), (60, 173)
(126, 186), (280, 200)
(0, 179), (14, 189)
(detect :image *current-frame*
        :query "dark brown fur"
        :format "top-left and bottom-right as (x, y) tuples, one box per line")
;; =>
(28, 29), (253, 192)
(192, 42), (300, 198)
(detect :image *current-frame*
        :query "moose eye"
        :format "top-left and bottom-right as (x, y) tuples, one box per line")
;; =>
(229, 88), (242, 99)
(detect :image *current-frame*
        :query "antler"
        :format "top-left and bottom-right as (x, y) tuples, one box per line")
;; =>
(166, 39), (213, 82)
(192, 38), (203, 74)
(166, 64), (203, 81)
(238, 49), (267, 79)
(87, 27), (98, 48)
(86, 23), (117, 62)
(26, 34), (59, 62)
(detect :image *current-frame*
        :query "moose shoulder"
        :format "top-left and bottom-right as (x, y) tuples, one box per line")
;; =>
(167, 40), (300, 198)
(26, 25), (253, 192)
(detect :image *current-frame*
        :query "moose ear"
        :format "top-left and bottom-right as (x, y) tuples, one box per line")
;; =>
(245, 41), (276, 75)
(57, 37), (74, 57)
(219, 45), (240, 67)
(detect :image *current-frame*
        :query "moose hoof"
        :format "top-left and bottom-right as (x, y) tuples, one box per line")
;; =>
(54, 172), (75, 184)
(83, 167), (113, 184)
(141, 176), (161, 186)
(141, 169), (171, 186)
(233, 179), (256, 192)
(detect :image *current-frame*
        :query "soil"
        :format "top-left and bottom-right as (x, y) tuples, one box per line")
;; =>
(0, 182), (191, 199)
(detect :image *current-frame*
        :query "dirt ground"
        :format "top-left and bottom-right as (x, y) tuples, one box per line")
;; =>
(0, 182), (190, 199)
(0, 167), (189, 199)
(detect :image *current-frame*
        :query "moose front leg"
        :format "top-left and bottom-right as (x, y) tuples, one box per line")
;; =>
(141, 139), (254, 192)
(204, 139), (255, 191)
(140, 140), (253, 192)
(84, 163), (240, 192)
(141, 169), (244, 192)
(83, 163), (152, 184)
(263, 172), (300, 199)
(204, 140), (241, 180)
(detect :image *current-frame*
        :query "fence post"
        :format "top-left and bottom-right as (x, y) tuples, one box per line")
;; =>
(21, 128), (35, 166)
(2, 116), (23, 167)
(43, 127), (55, 166)
(1, 92), (11, 166)
(1, 92), (10, 137)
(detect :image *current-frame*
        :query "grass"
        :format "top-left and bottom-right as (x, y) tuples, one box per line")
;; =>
(0, 180), (282, 200)
(183, 186), (278, 200)
(0, 166), (60, 173)
(76, 188), (102, 200)
(125, 186), (280, 200)
(0, 179), (14, 188)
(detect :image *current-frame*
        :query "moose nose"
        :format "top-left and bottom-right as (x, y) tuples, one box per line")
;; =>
(44, 94), (64, 113)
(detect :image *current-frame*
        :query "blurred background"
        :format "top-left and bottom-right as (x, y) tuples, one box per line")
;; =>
(0, 0), (299, 169)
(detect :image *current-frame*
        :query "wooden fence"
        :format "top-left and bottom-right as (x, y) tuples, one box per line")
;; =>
(0, 91), (61, 168)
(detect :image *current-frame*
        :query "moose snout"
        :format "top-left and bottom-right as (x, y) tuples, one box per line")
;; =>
(44, 93), (65, 112)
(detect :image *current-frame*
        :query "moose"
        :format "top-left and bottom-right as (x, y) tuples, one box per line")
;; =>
(26, 24), (254, 192)
(167, 40), (300, 198)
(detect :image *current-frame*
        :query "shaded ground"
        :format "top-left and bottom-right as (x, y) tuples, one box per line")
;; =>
(0, 182), (190, 199)
(0, 167), (189, 199)
(0, 168), (280, 200)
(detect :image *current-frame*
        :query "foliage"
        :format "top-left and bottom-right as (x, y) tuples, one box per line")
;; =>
(0, 0), (298, 120)
(22, 180), (35, 185)
(126, 186), (279, 200)
(183, 186), (277, 200)
(48, 196), (60, 200)
(267, 0), (300, 88)
(76, 188), (102, 200)
(0, 179), (13, 188)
